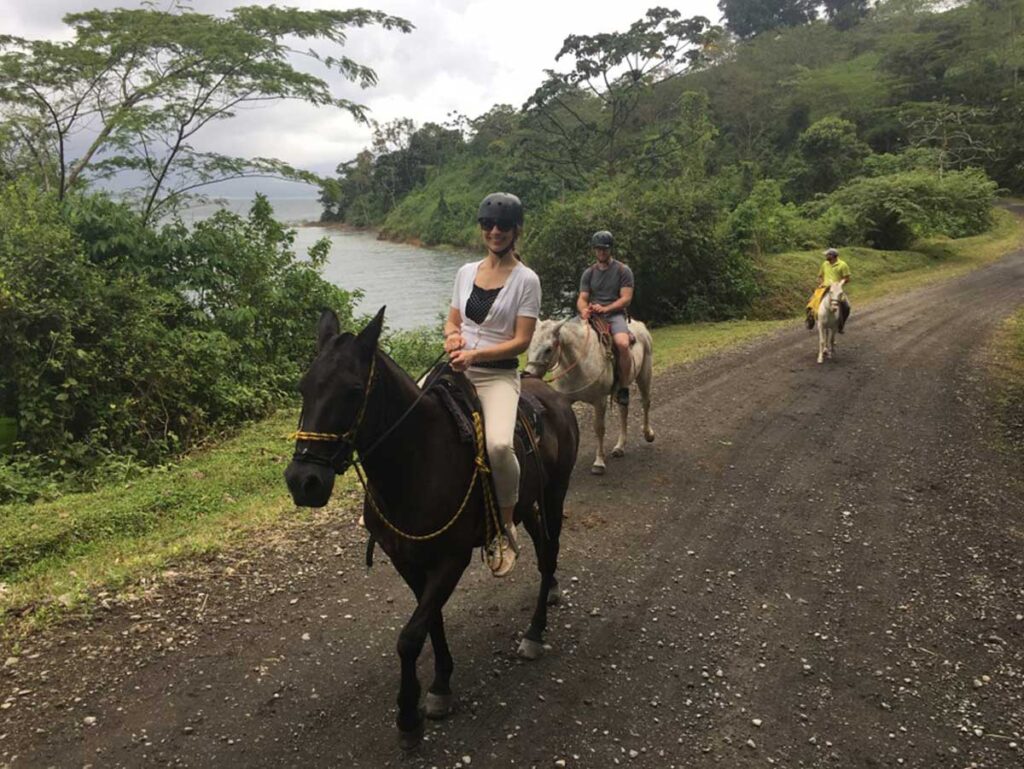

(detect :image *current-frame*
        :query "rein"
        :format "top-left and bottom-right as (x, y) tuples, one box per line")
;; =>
(291, 349), (502, 543)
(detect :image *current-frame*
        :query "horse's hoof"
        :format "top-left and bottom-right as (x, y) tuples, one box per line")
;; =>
(397, 718), (425, 751)
(517, 637), (545, 660)
(644, 430), (655, 443)
(611, 446), (625, 458)
(424, 691), (453, 720)
(591, 464), (606, 475)
(546, 582), (562, 607)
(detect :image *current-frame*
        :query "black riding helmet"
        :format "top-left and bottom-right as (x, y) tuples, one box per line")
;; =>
(591, 230), (613, 249)
(477, 192), (524, 228)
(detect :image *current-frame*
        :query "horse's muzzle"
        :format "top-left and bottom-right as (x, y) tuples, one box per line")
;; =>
(284, 461), (336, 508)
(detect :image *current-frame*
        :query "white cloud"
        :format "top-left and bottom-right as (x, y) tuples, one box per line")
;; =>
(1, 0), (721, 178)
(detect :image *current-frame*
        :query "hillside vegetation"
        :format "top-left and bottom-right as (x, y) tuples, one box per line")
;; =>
(322, 0), (1022, 323)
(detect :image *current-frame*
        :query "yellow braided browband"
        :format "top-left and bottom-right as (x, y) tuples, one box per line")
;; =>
(292, 430), (342, 442)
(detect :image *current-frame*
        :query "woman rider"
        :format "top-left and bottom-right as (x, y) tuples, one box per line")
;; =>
(443, 192), (541, 577)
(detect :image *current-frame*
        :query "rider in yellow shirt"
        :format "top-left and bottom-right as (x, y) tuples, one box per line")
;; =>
(806, 248), (851, 331)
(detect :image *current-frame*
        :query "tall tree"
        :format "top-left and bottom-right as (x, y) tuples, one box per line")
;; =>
(522, 7), (719, 179)
(0, 2), (412, 222)
(717, 0), (818, 39)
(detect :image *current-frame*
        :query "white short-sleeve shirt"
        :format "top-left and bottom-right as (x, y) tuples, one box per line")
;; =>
(451, 260), (541, 352)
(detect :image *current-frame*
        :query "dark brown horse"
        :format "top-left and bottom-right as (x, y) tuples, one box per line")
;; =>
(284, 308), (579, 748)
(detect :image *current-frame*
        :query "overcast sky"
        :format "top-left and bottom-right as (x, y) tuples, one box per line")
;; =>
(1, 0), (722, 195)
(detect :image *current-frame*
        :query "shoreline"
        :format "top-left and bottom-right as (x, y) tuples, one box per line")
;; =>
(300, 218), (476, 253)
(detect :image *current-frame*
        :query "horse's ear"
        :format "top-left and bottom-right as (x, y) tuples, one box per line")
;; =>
(356, 306), (386, 353)
(316, 309), (340, 353)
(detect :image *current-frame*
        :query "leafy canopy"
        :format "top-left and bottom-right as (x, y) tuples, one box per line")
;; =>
(0, 2), (412, 222)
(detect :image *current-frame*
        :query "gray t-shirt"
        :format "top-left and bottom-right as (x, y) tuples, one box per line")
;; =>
(580, 260), (634, 306)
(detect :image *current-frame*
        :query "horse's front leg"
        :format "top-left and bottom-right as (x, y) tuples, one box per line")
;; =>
(395, 555), (469, 749)
(638, 354), (655, 443)
(611, 397), (628, 458)
(424, 615), (454, 720)
(591, 398), (608, 475)
(817, 321), (826, 364)
(828, 327), (837, 360)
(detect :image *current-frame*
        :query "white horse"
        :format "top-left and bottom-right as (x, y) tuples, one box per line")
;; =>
(525, 318), (654, 475)
(817, 282), (845, 364)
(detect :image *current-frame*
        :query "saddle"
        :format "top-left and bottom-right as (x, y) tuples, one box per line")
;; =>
(429, 365), (545, 457)
(589, 315), (637, 350)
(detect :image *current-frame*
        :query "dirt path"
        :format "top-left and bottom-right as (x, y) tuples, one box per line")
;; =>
(3, 244), (1023, 769)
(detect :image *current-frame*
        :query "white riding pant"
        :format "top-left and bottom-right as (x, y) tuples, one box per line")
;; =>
(465, 366), (521, 509)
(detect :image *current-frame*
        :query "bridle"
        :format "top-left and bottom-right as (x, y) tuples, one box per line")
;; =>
(291, 349), (448, 474)
(291, 355), (378, 474)
(289, 349), (502, 543)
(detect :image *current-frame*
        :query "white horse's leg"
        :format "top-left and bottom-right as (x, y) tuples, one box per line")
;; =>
(817, 319), (826, 364)
(638, 351), (654, 443)
(828, 324), (836, 360)
(611, 396), (628, 458)
(591, 398), (608, 475)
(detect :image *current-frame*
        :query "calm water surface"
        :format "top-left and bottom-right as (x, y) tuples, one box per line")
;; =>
(183, 198), (469, 329)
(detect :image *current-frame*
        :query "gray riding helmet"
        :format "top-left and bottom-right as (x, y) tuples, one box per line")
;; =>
(477, 192), (524, 227)
(591, 230), (613, 248)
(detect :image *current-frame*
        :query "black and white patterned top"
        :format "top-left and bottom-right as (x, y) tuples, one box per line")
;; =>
(464, 283), (503, 324)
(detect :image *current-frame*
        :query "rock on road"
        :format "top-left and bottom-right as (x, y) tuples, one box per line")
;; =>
(3, 243), (1023, 769)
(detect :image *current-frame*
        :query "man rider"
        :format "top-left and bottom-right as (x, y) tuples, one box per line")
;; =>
(806, 247), (851, 332)
(577, 230), (635, 405)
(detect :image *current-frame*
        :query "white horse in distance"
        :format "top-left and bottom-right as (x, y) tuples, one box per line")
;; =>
(525, 318), (654, 475)
(817, 282), (845, 364)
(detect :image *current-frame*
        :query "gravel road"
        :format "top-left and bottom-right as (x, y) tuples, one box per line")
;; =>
(3, 238), (1022, 769)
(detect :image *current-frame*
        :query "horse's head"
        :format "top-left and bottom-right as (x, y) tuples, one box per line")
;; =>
(826, 282), (845, 311)
(524, 318), (569, 377)
(284, 307), (385, 508)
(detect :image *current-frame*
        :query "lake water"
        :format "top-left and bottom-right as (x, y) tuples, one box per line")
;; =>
(181, 197), (470, 330)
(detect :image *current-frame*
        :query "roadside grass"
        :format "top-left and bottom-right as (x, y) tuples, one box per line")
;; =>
(750, 208), (1023, 319)
(3, 208), (1022, 638)
(0, 409), (356, 639)
(988, 308), (1024, 455)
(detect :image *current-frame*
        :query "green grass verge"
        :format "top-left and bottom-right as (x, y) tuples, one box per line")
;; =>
(3, 208), (1022, 638)
(750, 208), (1023, 319)
(0, 409), (356, 638)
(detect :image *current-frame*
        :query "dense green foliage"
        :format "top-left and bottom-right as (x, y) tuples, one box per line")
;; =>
(0, 186), (355, 501)
(323, 0), (1018, 287)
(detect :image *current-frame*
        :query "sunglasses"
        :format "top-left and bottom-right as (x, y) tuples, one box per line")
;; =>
(478, 218), (515, 232)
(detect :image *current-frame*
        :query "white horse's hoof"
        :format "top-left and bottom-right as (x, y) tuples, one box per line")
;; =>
(611, 446), (625, 458)
(591, 463), (606, 475)
(644, 430), (655, 443)
(424, 691), (453, 720)
(517, 638), (545, 660)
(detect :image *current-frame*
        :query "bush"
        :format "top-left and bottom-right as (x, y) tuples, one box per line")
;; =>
(809, 168), (997, 250)
(0, 185), (356, 500)
(526, 178), (753, 324)
(726, 179), (822, 255)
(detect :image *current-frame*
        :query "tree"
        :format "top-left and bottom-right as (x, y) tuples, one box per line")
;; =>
(789, 116), (871, 197)
(822, 0), (870, 30)
(717, 0), (818, 39)
(522, 8), (719, 178)
(0, 2), (412, 222)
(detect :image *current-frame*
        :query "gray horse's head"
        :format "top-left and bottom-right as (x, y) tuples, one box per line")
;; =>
(525, 318), (569, 377)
